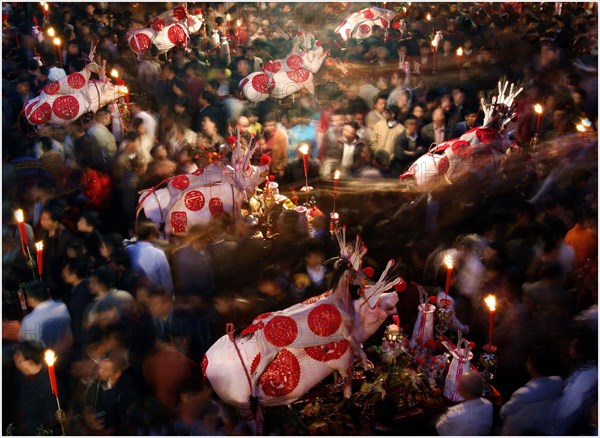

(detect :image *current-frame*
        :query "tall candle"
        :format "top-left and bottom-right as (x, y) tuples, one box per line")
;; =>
(35, 241), (43, 277)
(52, 37), (62, 68)
(431, 39), (437, 72)
(534, 104), (543, 135)
(299, 143), (309, 177)
(456, 47), (463, 68)
(226, 14), (231, 35)
(44, 350), (59, 398)
(484, 295), (496, 345)
(14, 209), (28, 248)
(333, 170), (340, 211)
(443, 254), (453, 299)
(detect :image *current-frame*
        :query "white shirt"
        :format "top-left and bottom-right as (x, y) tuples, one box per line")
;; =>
(340, 140), (357, 174)
(19, 299), (72, 348)
(436, 397), (493, 436)
(126, 241), (174, 294)
(134, 110), (158, 139)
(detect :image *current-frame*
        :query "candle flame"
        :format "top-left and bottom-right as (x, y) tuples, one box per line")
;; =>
(456, 47), (463, 56)
(226, 13), (231, 22)
(52, 37), (61, 46)
(444, 254), (453, 269)
(334, 170), (341, 181)
(236, 19), (241, 26)
(298, 143), (309, 156)
(403, 6), (407, 12)
(576, 124), (585, 133)
(110, 69), (119, 78)
(35, 241), (44, 251)
(582, 118), (592, 128)
(426, 13), (431, 22)
(15, 209), (24, 223)
(47, 27), (55, 37)
(44, 349), (56, 366)
(431, 38), (438, 48)
(534, 104), (543, 114)
(484, 295), (496, 311)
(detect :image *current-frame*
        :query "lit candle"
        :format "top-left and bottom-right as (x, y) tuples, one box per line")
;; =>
(426, 13), (431, 22)
(52, 37), (62, 68)
(236, 19), (241, 41)
(299, 143), (309, 177)
(534, 104), (543, 135)
(456, 46), (463, 68)
(443, 254), (453, 300)
(431, 36), (438, 72)
(226, 13), (231, 35)
(484, 295), (496, 346)
(44, 350), (59, 398)
(14, 209), (29, 249)
(333, 169), (340, 211)
(35, 241), (43, 277)
(47, 27), (55, 38)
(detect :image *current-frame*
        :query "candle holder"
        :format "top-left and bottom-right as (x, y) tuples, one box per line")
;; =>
(435, 302), (453, 340)
(55, 404), (66, 435)
(478, 349), (498, 398)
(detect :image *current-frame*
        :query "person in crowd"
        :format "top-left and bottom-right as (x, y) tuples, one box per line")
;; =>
(391, 114), (425, 175)
(260, 115), (288, 179)
(371, 105), (405, 159)
(421, 107), (450, 147)
(84, 265), (135, 329)
(39, 202), (72, 299)
(435, 371), (493, 435)
(451, 106), (480, 138)
(87, 109), (117, 162)
(365, 95), (388, 130)
(62, 258), (94, 348)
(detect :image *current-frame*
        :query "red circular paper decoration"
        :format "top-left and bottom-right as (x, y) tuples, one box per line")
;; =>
(52, 95), (80, 120)
(252, 73), (271, 94)
(168, 24), (187, 45)
(171, 211), (188, 234)
(286, 69), (310, 84)
(359, 24), (371, 34)
(305, 340), (349, 362)
(437, 156), (450, 176)
(264, 316), (298, 347)
(29, 102), (52, 124)
(151, 17), (165, 31)
(475, 127), (496, 144)
(43, 81), (60, 95)
(67, 72), (86, 89)
(308, 304), (342, 337)
(380, 18), (389, 28)
(254, 312), (273, 321)
(258, 349), (301, 398)
(364, 9), (374, 19)
(130, 32), (152, 54)
(192, 167), (204, 176)
(241, 321), (264, 336)
(286, 54), (303, 70)
(264, 60), (282, 74)
(250, 353), (261, 375)
(451, 140), (471, 159)
(171, 175), (190, 191)
(208, 198), (224, 216)
(173, 6), (187, 20)
(201, 355), (209, 377)
(394, 280), (407, 292)
(184, 190), (205, 211)
(363, 267), (375, 278)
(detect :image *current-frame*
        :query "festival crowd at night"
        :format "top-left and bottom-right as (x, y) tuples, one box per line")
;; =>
(1, 1), (598, 435)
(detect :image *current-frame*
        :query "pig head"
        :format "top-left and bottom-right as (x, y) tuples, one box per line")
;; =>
(204, 246), (401, 410)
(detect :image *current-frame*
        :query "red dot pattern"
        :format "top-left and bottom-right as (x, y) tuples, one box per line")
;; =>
(305, 340), (349, 362)
(67, 72), (86, 89)
(437, 156), (450, 176)
(43, 81), (60, 95)
(264, 316), (298, 347)
(201, 354), (209, 377)
(192, 167), (204, 176)
(307, 304), (342, 337)
(359, 24), (371, 34)
(167, 24), (187, 45)
(264, 60), (281, 74)
(364, 9), (374, 19)
(258, 349), (301, 398)
(475, 127), (496, 144)
(302, 291), (332, 305)
(250, 353), (261, 375)
(240, 321), (264, 336)
(208, 198), (224, 216)
(254, 312), (273, 321)
(151, 17), (165, 31)
(286, 55), (303, 71)
(130, 32), (152, 54)
(52, 95), (80, 120)
(252, 73), (271, 94)
(171, 211), (188, 234)
(184, 190), (205, 211)
(286, 69), (310, 84)
(171, 175), (190, 191)
(29, 102), (52, 124)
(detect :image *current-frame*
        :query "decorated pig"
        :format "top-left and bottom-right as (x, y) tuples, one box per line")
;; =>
(136, 138), (269, 235)
(127, 3), (204, 60)
(335, 7), (396, 41)
(204, 230), (401, 416)
(240, 33), (328, 103)
(400, 79), (523, 187)
(24, 55), (127, 126)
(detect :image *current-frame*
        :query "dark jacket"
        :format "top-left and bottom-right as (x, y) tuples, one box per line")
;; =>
(420, 122), (450, 148)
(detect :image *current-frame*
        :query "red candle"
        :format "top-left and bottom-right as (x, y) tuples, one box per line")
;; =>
(299, 144), (309, 177)
(44, 350), (59, 397)
(226, 14), (231, 36)
(35, 241), (43, 277)
(14, 209), (28, 248)
(484, 295), (496, 345)
(393, 314), (400, 326)
(333, 170), (340, 211)
(534, 104), (543, 135)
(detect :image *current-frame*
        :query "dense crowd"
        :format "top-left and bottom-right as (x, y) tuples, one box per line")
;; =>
(2, 2), (598, 435)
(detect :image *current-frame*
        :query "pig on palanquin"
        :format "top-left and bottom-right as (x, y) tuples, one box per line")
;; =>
(203, 230), (401, 411)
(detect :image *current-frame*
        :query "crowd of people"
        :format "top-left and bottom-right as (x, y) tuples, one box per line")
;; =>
(2, 1), (598, 435)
